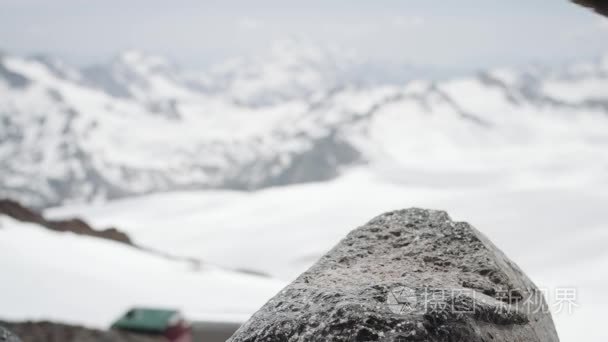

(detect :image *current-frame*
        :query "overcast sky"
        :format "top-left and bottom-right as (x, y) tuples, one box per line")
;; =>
(1, 0), (607, 70)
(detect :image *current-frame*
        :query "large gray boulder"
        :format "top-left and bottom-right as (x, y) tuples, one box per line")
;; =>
(228, 208), (559, 342)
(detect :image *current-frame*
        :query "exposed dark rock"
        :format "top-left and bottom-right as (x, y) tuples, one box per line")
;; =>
(228, 208), (559, 342)
(572, 0), (608, 17)
(0, 321), (162, 342)
(0, 198), (206, 270)
(0, 326), (21, 342)
(0, 199), (132, 245)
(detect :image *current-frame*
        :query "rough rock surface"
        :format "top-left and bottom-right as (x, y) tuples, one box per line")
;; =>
(228, 208), (560, 342)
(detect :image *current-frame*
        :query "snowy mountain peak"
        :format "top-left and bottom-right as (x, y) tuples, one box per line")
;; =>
(82, 49), (194, 112)
(0, 57), (30, 88)
(30, 54), (83, 83)
(201, 39), (360, 106)
(115, 49), (178, 77)
(266, 38), (356, 68)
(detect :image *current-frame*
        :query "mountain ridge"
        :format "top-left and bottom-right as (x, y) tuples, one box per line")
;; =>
(1, 44), (607, 207)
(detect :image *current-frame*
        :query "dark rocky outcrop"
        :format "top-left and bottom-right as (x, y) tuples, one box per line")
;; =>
(0, 198), (204, 270)
(0, 321), (162, 342)
(0, 199), (132, 245)
(228, 208), (559, 342)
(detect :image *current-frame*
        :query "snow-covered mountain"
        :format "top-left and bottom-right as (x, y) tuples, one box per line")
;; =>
(1, 42), (607, 208)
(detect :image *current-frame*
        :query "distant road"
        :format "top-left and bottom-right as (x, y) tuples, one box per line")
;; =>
(191, 321), (242, 342)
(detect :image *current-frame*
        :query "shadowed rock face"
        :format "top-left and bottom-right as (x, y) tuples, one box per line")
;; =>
(228, 208), (559, 342)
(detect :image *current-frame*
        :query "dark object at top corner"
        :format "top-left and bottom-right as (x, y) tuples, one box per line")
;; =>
(572, 0), (608, 17)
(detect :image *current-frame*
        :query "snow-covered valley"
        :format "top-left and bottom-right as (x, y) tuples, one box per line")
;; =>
(46, 168), (608, 341)
(0, 214), (284, 328)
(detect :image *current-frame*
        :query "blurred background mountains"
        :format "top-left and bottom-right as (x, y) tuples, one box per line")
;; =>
(1, 39), (607, 208)
(1, 1), (608, 341)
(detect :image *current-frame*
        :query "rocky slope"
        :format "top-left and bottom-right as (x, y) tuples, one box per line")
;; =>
(0, 321), (161, 342)
(0, 199), (131, 244)
(1, 43), (607, 207)
(228, 208), (559, 342)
